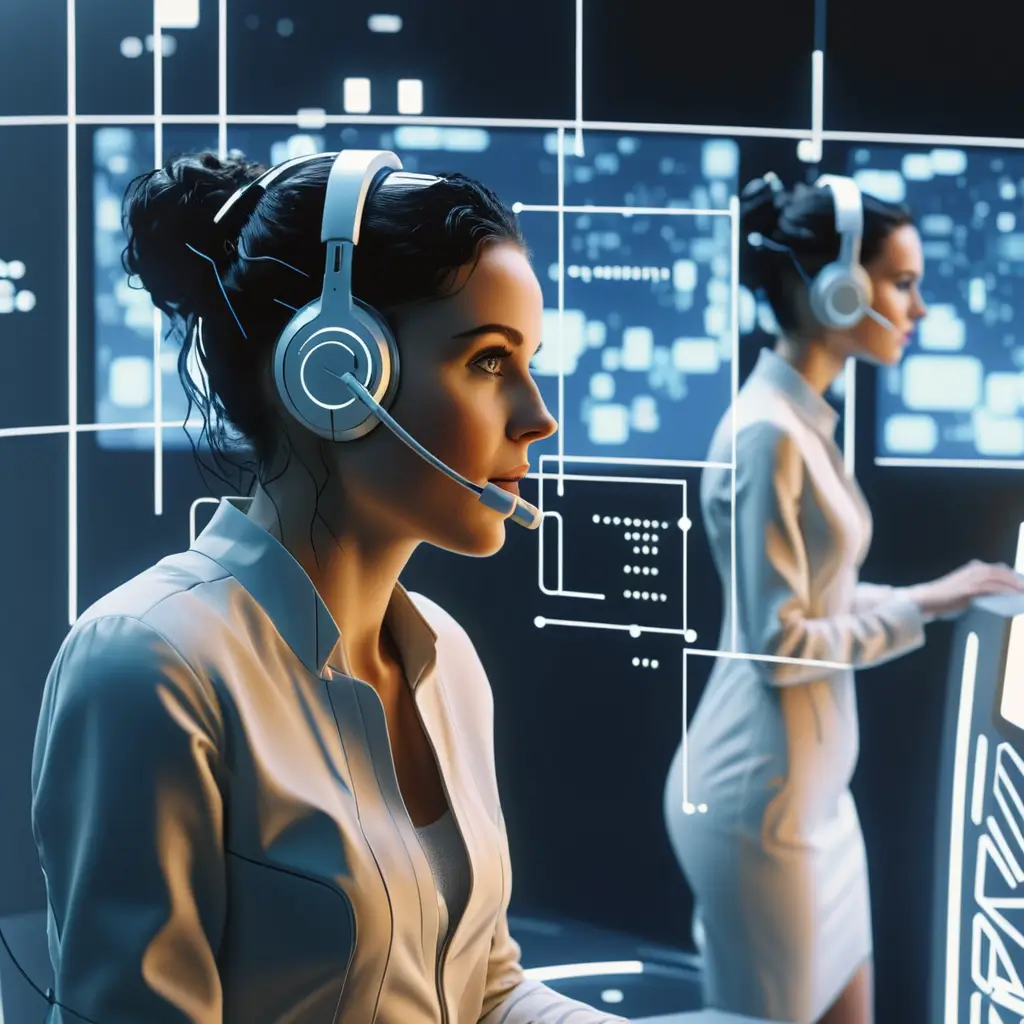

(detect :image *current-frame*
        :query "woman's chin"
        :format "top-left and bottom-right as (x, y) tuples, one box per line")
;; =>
(436, 517), (508, 559)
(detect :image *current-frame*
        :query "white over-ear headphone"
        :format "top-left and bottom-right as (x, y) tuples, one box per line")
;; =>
(807, 174), (876, 331)
(269, 150), (403, 442)
(748, 172), (896, 334)
(211, 149), (543, 529)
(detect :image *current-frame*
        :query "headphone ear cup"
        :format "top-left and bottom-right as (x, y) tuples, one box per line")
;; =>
(272, 296), (400, 443)
(810, 261), (871, 330)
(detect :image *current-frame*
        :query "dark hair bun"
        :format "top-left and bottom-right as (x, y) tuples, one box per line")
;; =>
(122, 151), (264, 321)
(740, 171), (789, 241)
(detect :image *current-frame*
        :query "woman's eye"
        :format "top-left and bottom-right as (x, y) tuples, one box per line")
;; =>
(473, 349), (511, 375)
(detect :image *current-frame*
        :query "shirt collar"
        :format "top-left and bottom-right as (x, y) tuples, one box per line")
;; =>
(191, 497), (438, 685)
(750, 347), (839, 437)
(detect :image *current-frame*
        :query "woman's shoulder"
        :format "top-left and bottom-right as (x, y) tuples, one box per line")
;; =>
(706, 395), (807, 467)
(45, 554), (230, 724)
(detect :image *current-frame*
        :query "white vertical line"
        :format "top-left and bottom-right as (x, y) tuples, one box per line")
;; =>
(970, 734), (988, 827)
(66, 0), (78, 626)
(557, 512), (564, 592)
(1015, 521), (1024, 572)
(729, 194), (740, 653)
(968, 992), (980, 1024)
(573, 0), (584, 157)
(218, 0), (228, 158)
(556, 127), (566, 498)
(843, 356), (856, 477)
(681, 649), (689, 807)
(945, 631), (979, 1023)
(810, 49), (824, 163)
(152, 1), (164, 515)
(681, 483), (688, 633)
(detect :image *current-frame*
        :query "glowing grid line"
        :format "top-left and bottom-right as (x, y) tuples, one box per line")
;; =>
(573, 0), (584, 158)
(0, 420), (208, 438)
(534, 460), (689, 623)
(877, 458), (1024, 470)
(152, 0), (164, 518)
(808, 48), (823, 164)
(218, 0), (228, 158)
(843, 357), (857, 478)
(516, 204), (733, 217)
(728, 194), (740, 653)
(11, 110), (1024, 153)
(944, 630), (980, 1023)
(65, 0), (78, 626)
(556, 127), (566, 497)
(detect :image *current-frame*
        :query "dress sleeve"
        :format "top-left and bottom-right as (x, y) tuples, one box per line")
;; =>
(31, 614), (227, 1023)
(708, 421), (926, 686)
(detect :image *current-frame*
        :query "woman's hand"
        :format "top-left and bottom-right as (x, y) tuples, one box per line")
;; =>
(905, 560), (1024, 621)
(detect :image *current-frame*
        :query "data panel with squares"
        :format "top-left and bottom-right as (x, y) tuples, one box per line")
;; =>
(0, 127), (69, 432)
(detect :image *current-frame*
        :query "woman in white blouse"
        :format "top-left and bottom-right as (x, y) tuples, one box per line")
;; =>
(663, 173), (1024, 1024)
(31, 150), (628, 1024)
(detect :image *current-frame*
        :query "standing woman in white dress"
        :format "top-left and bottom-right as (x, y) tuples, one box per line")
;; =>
(663, 172), (1024, 1024)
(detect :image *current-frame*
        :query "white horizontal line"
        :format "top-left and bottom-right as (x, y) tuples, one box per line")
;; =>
(538, 618), (691, 637)
(0, 420), (205, 439)
(875, 457), (1024, 470)
(0, 112), (800, 135)
(685, 647), (852, 670)
(541, 455), (730, 469)
(516, 204), (730, 216)
(533, 472), (687, 486)
(3, 112), (1024, 149)
(523, 960), (644, 982)
(0, 423), (72, 438)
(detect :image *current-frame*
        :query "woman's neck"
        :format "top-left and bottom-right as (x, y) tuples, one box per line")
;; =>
(246, 481), (419, 686)
(773, 336), (846, 396)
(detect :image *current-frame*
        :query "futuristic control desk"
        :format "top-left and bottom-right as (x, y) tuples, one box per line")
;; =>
(931, 592), (1024, 1022)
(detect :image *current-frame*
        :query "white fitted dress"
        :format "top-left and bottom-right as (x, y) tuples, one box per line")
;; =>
(664, 348), (928, 1023)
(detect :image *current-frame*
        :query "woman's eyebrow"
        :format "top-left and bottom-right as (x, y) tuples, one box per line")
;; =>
(451, 323), (524, 346)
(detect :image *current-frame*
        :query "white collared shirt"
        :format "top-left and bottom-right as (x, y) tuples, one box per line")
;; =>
(31, 498), (627, 1024)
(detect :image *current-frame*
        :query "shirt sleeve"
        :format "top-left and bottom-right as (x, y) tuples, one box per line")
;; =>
(709, 421), (926, 687)
(853, 581), (934, 622)
(31, 614), (227, 1024)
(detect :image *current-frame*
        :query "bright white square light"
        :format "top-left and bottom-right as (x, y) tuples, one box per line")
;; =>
(156, 0), (199, 30)
(343, 78), (372, 114)
(368, 13), (399, 32)
(110, 356), (153, 408)
(368, 14), (403, 32)
(397, 79), (423, 116)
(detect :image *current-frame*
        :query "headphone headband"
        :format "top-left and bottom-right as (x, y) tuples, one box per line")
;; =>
(321, 150), (402, 245)
(212, 152), (334, 234)
(813, 173), (864, 271)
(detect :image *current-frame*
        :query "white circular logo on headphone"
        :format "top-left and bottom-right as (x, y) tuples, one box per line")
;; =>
(298, 327), (375, 411)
